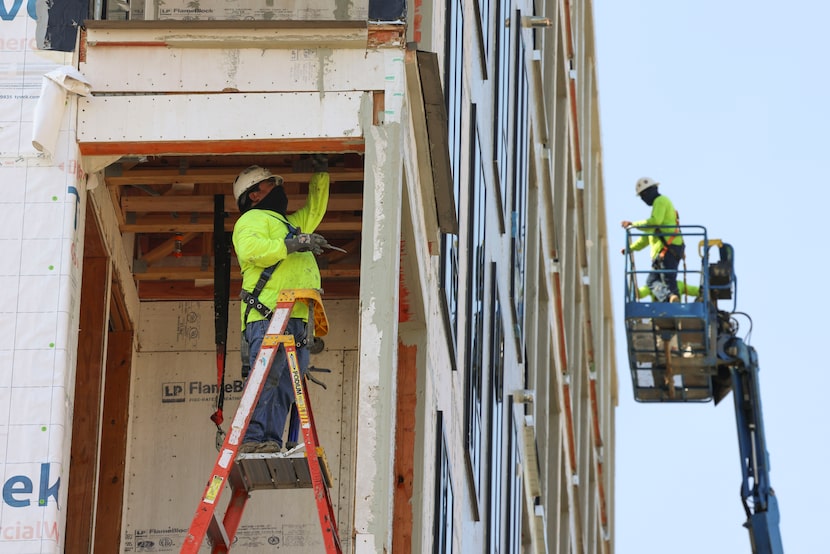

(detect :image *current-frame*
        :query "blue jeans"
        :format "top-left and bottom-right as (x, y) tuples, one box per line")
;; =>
(647, 244), (683, 301)
(242, 318), (309, 446)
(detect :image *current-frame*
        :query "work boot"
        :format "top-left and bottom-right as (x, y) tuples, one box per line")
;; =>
(256, 441), (282, 453)
(238, 442), (260, 454)
(668, 294), (680, 303)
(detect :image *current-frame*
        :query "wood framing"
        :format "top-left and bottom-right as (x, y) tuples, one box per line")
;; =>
(392, 342), (418, 552)
(65, 205), (111, 552)
(93, 330), (133, 551)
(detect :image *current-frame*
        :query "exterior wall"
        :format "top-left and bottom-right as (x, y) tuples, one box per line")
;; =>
(0, 0), (614, 552)
(405, 0), (616, 552)
(128, 0), (369, 21)
(0, 9), (87, 554)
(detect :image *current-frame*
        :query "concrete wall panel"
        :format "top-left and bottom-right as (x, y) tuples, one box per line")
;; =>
(77, 92), (363, 144)
(81, 47), (388, 94)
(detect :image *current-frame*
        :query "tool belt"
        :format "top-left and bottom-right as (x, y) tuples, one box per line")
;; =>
(658, 242), (685, 260)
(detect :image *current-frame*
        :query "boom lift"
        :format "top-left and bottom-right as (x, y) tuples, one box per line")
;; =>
(623, 225), (784, 554)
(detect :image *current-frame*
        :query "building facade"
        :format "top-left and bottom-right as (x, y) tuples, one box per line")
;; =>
(0, 0), (615, 552)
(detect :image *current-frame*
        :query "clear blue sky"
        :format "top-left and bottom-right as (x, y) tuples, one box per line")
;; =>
(594, 1), (829, 552)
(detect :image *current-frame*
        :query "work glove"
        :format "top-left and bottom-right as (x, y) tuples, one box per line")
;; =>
(310, 154), (328, 172)
(285, 233), (327, 255)
(292, 154), (329, 173)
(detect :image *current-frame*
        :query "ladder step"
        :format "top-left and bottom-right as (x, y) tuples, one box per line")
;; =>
(206, 513), (231, 551)
(234, 447), (333, 491)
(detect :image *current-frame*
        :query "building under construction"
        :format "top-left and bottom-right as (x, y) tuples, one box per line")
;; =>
(0, 0), (615, 552)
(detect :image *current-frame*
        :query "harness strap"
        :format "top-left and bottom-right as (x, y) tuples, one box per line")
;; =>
(241, 214), (299, 324)
(656, 209), (683, 258)
(241, 280), (276, 319)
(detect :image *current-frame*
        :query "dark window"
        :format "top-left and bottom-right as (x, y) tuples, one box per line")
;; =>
(487, 265), (505, 553)
(465, 105), (487, 514)
(510, 16), (530, 350)
(93, 0), (130, 20)
(474, 0), (492, 76)
(445, 0), (464, 191)
(440, 233), (460, 362)
(506, 398), (524, 553)
(492, 0), (513, 229)
(479, 0), (492, 56)
(440, 0), (465, 361)
(434, 411), (455, 554)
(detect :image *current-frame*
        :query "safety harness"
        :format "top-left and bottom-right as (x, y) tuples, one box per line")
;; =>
(240, 264), (280, 320)
(653, 209), (689, 300)
(237, 213), (302, 382)
(239, 214), (300, 323)
(655, 209), (684, 259)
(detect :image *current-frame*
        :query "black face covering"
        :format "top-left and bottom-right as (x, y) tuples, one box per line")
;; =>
(253, 184), (288, 215)
(640, 186), (660, 206)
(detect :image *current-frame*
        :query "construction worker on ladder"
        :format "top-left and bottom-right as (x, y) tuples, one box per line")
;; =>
(621, 177), (685, 303)
(232, 157), (330, 454)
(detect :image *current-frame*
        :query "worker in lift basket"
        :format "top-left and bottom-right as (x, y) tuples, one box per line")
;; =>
(621, 177), (685, 303)
(232, 157), (329, 454)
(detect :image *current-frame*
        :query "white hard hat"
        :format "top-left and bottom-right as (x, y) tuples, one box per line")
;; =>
(635, 176), (659, 196)
(233, 165), (283, 210)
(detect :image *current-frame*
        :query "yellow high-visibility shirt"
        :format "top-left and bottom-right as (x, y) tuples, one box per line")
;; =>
(232, 172), (330, 328)
(629, 194), (683, 259)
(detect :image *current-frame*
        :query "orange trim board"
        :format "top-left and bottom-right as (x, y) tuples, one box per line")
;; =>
(78, 138), (366, 156)
(86, 41), (169, 47)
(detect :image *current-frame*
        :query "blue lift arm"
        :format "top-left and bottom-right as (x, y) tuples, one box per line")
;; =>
(623, 227), (784, 553)
(720, 336), (784, 554)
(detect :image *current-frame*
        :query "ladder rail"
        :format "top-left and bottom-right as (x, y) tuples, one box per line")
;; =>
(181, 289), (339, 553)
(284, 336), (343, 553)
(216, 485), (249, 553)
(181, 301), (294, 553)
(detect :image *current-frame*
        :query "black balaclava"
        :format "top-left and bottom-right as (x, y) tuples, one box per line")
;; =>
(640, 185), (660, 206)
(252, 183), (288, 215)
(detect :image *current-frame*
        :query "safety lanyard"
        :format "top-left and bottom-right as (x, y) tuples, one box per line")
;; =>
(656, 210), (681, 256)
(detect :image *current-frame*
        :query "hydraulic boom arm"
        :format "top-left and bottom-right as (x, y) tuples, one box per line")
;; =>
(720, 335), (783, 554)
(624, 229), (784, 552)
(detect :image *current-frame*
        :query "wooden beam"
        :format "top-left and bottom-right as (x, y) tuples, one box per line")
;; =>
(84, 200), (108, 257)
(138, 232), (199, 265)
(90, 185), (141, 321)
(93, 329), (133, 552)
(121, 193), (364, 214)
(78, 138), (365, 157)
(392, 342), (417, 553)
(120, 215), (362, 233)
(106, 168), (365, 187)
(65, 257), (108, 553)
(132, 265), (361, 281)
(136, 278), (360, 300)
(109, 275), (131, 333)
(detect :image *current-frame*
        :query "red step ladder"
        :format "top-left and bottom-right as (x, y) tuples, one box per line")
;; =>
(181, 289), (342, 554)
